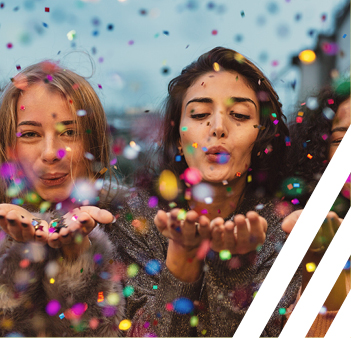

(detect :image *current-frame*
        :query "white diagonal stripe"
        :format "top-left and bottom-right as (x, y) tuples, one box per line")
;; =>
(233, 128), (351, 338)
(280, 210), (351, 337)
(324, 279), (351, 338)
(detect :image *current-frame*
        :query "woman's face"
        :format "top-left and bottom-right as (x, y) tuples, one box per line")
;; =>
(329, 97), (350, 199)
(179, 71), (260, 184)
(12, 83), (87, 202)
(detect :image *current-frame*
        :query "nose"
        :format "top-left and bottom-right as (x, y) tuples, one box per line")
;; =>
(41, 136), (61, 164)
(209, 111), (228, 138)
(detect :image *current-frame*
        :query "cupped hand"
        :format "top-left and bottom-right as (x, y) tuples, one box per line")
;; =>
(0, 203), (48, 244)
(210, 211), (267, 255)
(282, 209), (342, 252)
(154, 208), (211, 251)
(154, 208), (211, 282)
(47, 206), (114, 259)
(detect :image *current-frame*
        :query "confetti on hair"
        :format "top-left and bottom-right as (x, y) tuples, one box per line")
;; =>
(306, 262), (316, 272)
(19, 259), (30, 269)
(247, 175), (252, 183)
(285, 136), (291, 146)
(77, 109), (87, 116)
(213, 62), (220, 72)
(119, 319), (132, 331)
(97, 292), (104, 303)
(99, 167), (108, 175)
(307, 154), (313, 159)
(84, 152), (95, 161)
(59, 313), (65, 319)
(46, 300), (61, 316)
(190, 316), (199, 327)
(123, 285), (135, 297)
(291, 198), (299, 205)
(127, 263), (139, 278)
(50, 278), (55, 284)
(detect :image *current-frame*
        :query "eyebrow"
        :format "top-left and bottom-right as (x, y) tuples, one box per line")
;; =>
(185, 96), (257, 110)
(331, 126), (348, 134)
(17, 120), (76, 127)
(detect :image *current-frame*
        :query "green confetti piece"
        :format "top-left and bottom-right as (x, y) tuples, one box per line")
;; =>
(181, 126), (188, 132)
(219, 250), (232, 260)
(80, 268), (83, 273)
(279, 308), (286, 315)
(153, 285), (158, 290)
(123, 285), (134, 297)
(190, 316), (199, 327)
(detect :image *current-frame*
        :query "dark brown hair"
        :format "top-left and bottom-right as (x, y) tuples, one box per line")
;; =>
(153, 47), (289, 197)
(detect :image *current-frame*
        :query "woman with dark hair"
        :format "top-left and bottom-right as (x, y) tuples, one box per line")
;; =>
(283, 80), (350, 337)
(111, 47), (301, 337)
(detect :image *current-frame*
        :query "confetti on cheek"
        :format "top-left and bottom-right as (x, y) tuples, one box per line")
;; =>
(57, 149), (66, 159)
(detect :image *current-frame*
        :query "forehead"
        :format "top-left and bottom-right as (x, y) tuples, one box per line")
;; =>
(183, 71), (257, 103)
(17, 83), (72, 121)
(332, 98), (351, 129)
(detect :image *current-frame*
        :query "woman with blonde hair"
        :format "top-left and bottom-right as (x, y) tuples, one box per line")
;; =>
(0, 61), (125, 336)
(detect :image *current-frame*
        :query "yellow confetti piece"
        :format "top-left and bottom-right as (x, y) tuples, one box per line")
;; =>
(49, 278), (55, 284)
(107, 292), (120, 306)
(130, 141), (136, 147)
(299, 50), (316, 64)
(213, 62), (220, 72)
(119, 319), (132, 331)
(192, 142), (198, 148)
(55, 123), (65, 133)
(297, 111), (304, 116)
(247, 175), (252, 183)
(307, 154), (313, 159)
(159, 170), (178, 201)
(97, 291), (104, 303)
(99, 167), (108, 175)
(65, 146), (71, 152)
(306, 262), (316, 272)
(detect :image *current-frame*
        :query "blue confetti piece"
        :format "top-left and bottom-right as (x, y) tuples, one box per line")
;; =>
(93, 30), (99, 36)
(145, 259), (161, 275)
(293, 183), (300, 188)
(42, 22), (48, 28)
(175, 155), (182, 162)
(59, 313), (65, 319)
(343, 34), (347, 38)
(163, 31), (169, 35)
(173, 297), (194, 314)
(344, 260), (350, 270)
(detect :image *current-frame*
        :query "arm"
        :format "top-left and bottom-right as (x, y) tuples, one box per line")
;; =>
(107, 192), (204, 337)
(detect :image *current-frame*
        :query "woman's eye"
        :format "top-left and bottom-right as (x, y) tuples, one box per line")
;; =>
(19, 132), (38, 138)
(62, 129), (77, 137)
(230, 112), (250, 120)
(331, 138), (342, 145)
(190, 113), (209, 119)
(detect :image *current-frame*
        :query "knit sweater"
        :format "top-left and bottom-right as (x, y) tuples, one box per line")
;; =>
(105, 189), (302, 337)
(0, 211), (125, 337)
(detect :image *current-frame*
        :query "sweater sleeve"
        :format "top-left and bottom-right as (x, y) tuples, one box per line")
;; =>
(42, 226), (125, 337)
(0, 240), (47, 336)
(107, 191), (203, 337)
(200, 200), (302, 337)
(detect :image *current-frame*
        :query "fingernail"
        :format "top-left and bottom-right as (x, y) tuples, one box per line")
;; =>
(61, 233), (69, 238)
(21, 222), (28, 228)
(36, 235), (42, 238)
(52, 238), (58, 241)
(0, 215), (5, 219)
(7, 219), (16, 225)
(80, 220), (88, 224)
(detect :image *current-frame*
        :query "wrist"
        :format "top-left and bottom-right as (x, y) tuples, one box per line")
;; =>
(166, 239), (203, 283)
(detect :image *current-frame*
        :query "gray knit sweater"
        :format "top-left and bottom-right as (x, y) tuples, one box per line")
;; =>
(106, 190), (302, 337)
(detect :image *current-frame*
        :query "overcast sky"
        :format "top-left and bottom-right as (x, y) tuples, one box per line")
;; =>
(0, 0), (349, 116)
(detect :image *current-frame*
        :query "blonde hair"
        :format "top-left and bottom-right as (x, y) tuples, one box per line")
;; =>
(0, 61), (111, 203)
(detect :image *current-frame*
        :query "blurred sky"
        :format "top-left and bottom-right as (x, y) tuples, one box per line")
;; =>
(0, 0), (349, 118)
